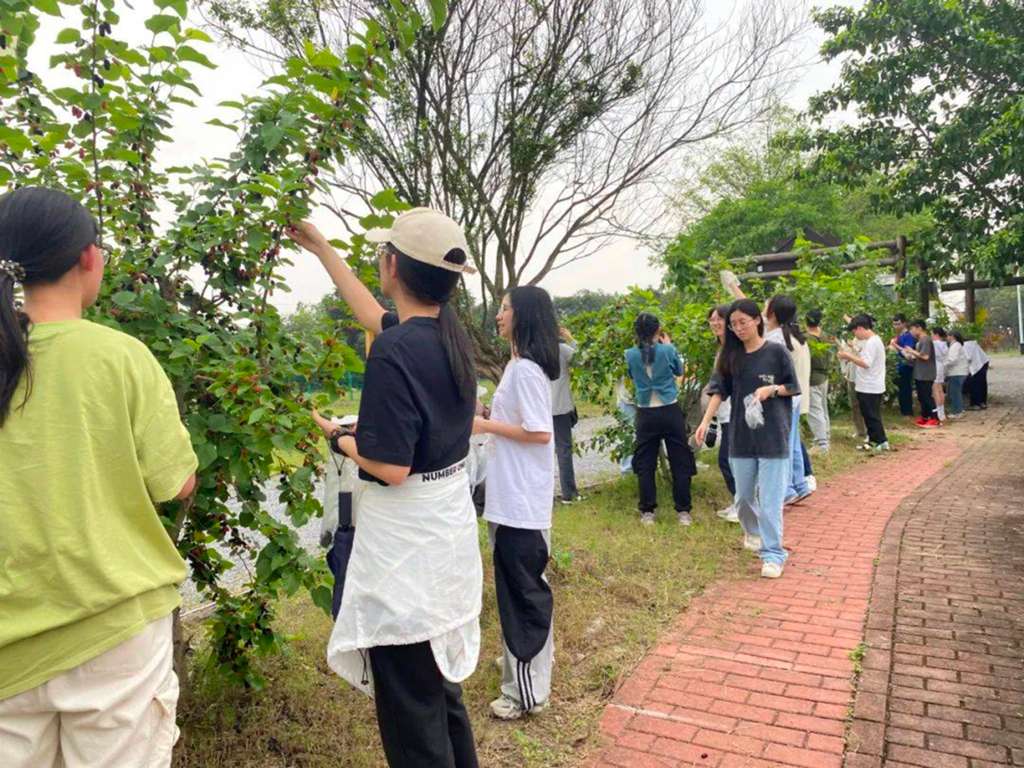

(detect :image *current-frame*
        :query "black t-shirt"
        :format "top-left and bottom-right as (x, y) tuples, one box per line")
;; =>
(708, 342), (799, 460)
(355, 311), (474, 483)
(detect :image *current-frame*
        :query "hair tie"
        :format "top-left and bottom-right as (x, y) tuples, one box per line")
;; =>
(0, 259), (26, 284)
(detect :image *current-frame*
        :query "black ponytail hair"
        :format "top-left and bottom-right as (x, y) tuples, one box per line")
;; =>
(387, 243), (476, 401)
(508, 285), (560, 381)
(766, 294), (805, 351)
(0, 187), (98, 427)
(634, 312), (661, 366)
(717, 298), (764, 379)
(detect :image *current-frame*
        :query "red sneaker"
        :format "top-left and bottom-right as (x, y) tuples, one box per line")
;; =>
(915, 417), (928, 426)
(921, 418), (941, 428)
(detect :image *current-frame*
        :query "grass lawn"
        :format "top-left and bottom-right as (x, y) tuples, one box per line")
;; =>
(173, 413), (914, 768)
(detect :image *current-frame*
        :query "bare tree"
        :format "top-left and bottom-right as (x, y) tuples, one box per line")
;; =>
(204, 0), (806, 320)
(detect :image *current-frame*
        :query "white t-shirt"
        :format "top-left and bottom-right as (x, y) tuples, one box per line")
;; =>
(484, 357), (555, 531)
(855, 334), (886, 394)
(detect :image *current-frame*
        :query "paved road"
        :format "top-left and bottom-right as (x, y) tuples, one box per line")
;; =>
(587, 355), (1024, 768)
(845, 354), (1024, 768)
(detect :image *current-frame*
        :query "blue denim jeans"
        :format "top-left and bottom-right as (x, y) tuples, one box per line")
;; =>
(729, 456), (790, 565)
(946, 375), (966, 415)
(786, 395), (809, 498)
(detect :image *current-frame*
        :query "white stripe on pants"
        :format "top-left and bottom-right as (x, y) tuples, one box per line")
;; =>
(487, 524), (554, 709)
(0, 615), (178, 768)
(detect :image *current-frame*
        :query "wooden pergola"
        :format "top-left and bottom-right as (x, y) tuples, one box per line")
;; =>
(735, 236), (1024, 322)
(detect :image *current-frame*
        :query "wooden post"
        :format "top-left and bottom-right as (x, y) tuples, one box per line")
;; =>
(964, 268), (976, 323)
(896, 235), (908, 281)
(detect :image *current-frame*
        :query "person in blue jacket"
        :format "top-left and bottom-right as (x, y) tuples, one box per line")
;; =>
(625, 313), (696, 526)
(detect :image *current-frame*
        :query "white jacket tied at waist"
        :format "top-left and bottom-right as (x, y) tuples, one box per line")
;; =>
(326, 460), (483, 697)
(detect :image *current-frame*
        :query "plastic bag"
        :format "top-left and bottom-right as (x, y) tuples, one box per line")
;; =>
(743, 393), (765, 430)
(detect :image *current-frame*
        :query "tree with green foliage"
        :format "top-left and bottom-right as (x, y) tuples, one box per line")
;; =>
(662, 111), (933, 298)
(805, 0), (1024, 283)
(0, 0), (431, 689)
(203, 0), (805, 324)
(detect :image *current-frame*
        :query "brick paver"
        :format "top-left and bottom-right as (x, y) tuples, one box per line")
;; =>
(590, 357), (1024, 768)
(846, 357), (1024, 768)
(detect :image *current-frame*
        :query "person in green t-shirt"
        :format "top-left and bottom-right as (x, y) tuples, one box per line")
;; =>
(0, 187), (198, 768)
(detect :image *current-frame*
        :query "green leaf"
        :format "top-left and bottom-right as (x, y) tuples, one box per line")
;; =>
(177, 45), (214, 68)
(196, 442), (218, 471)
(369, 188), (408, 212)
(31, 0), (61, 17)
(155, 0), (188, 19)
(111, 291), (137, 307)
(310, 584), (333, 615)
(144, 14), (179, 34)
(309, 48), (341, 69)
(428, 0), (447, 32)
(184, 28), (213, 43)
(55, 28), (81, 44)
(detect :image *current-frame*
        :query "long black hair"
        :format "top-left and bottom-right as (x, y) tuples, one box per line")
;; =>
(766, 294), (805, 351)
(386, 243), (476, 401)
(634, 312), (661, 365)
(508, 285), (560, 381)
(717, 298), (764, 379)
(0, 187), (98, 427)
(949, 330), (965, 345)
(707, 304), (730, 347)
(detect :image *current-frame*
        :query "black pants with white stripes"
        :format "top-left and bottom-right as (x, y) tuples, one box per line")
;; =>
(368, 642), (479, 768)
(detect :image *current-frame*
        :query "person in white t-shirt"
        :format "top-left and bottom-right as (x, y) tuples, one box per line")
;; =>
(837, 314), (889, 451)
(474, 286), (558, 721)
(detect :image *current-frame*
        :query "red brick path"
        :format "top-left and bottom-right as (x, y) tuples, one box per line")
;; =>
(845, 361), (1024, 768)
(589, 434), (963, 768)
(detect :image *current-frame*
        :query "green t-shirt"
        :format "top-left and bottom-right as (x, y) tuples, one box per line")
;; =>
(0, 320), (197, 700)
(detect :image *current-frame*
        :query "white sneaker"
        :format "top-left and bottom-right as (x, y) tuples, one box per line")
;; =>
(490, 694), (525, 720)
(743, 533), (762, 551)
(490, 694), (549, 720)
(872, 442), (891, 452)
(761, 562), (784, 579)
(804, 475), (817, 492)
(677, 511), (693, 526)
(717, 505), (740, 523)
(640, 512), (655, 526)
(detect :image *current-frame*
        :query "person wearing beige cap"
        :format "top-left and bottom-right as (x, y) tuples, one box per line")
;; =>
(288, 208), (482, 768)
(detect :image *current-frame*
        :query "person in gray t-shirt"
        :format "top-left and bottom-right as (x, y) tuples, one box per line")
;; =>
(900, 320), (938, 425)
(551, 327), (582, 502)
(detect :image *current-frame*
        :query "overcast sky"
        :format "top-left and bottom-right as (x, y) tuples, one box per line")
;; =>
(34, 1), (863, 312)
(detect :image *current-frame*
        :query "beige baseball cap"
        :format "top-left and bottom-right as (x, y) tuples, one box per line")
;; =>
(365, 207), (476, 274)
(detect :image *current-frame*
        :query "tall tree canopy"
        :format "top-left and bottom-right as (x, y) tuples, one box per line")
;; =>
(805, 0), (1024, 282)
(203, 0), (805, 315)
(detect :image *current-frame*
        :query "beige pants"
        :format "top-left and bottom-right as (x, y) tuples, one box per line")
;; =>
(0, 615), (178, 768)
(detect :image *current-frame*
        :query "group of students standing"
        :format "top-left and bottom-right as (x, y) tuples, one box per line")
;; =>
(0, 189), (565, 768)
(0, 185), (1000, 768)
(617, 273), (993, 583)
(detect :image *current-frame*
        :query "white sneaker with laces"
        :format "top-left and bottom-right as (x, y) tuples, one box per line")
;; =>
(640, 512), (655, 526)
(761, 562), (784, 579)
(717, 505), (740, 523)
(804, 475), (817, 493)
(677, 511), (693, 526)
(743, 533), (762, 551)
